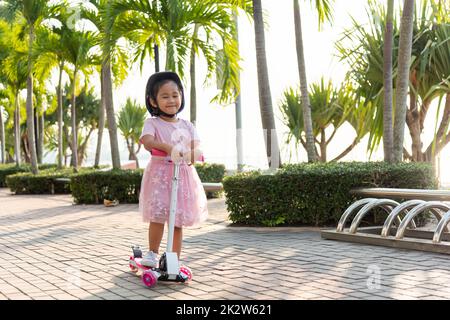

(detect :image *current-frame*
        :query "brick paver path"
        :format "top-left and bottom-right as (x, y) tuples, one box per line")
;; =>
(1, 188), (450, 300)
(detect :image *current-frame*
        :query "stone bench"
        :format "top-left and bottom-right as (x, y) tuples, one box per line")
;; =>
(350, 188), (450, 201)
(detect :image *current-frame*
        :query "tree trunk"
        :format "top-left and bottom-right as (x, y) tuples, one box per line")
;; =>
(35, 108), (44, 164)
(406, 92), (422, 161)
(63, 124), (70, 167)
(78, 127), (94, 167)
(154, 44), (160, 72)
(71, 68), (78, 171)
(57, 62), (64, 169)
(293, 0), (316, 162)
(393, 0), (414, 162)
(26, 26), (38, 174)
(95, 65), (106, 167)
(383, 0), (394, 162)
(103, 60), (121, 169)
(14, 92), (21, 166)
(424, 93), (450, 161)
(332, 138), (359, 162)
(22, 134), (31, 163)
(319, 129), (326, 162)
(189, 24), (199, 126)
(34, 107), (41, 164)
(233, 11), (244, 173)
(252, 0), (282, 170)
(0, 105), (5, 164)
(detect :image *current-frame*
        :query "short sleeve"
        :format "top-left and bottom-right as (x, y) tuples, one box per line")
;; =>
(139, 118), (156, 144)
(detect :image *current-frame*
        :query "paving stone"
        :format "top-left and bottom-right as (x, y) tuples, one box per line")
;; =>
(1, 189), (450, 300)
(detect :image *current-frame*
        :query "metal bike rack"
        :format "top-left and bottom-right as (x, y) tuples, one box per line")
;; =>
(321, 197), (450, 255)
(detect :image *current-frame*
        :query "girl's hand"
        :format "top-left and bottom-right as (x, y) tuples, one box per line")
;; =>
(181, 148), (203, 164)
(169, 144), (184, 162)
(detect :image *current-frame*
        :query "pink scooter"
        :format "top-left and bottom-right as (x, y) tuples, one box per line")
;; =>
(129, 148), (203, 287)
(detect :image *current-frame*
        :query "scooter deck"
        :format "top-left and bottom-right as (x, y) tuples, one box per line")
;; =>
(129, 256), (152, 272)
(128, 251), (193, 287)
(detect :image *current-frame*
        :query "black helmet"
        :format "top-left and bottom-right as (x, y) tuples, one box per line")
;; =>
(145, 71), (185, 117)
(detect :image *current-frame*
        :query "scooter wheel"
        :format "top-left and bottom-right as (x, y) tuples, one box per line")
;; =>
(179, 265), (193, 281)
(142, 270), (157, 287)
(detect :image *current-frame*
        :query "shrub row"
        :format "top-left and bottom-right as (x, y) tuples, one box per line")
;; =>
(70, 169), (143, 204)
(70, 163), (226, 204)
(5, 167), (101, 194)
(0, 163), (57, 187)
(223, 162), (437, 227)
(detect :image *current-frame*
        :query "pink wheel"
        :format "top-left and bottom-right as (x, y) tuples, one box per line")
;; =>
(179, 265), (193, 281)
(142, 270), (157, 287)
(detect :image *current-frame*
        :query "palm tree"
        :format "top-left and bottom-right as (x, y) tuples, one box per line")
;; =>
(293, 0), (333, 162)
(0, 0), (60, 174)
(187, 0), (250, 125)
(110, 0), (245, 108)
(0, 20), (29, 166)
(383, 0), (394, 162)
(252, 0), (281, 170)
(393, 0), (415, 162)
(34, 13), (72, 169)
(64, 30), (99, 170)
(337, 0), (449, 163)
(118, 98), (147, 168)
(280, 79), (369, 162)
(84, 1), (128, 169)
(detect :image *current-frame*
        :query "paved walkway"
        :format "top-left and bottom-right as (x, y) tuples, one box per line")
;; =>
(1, 188), (450, 300)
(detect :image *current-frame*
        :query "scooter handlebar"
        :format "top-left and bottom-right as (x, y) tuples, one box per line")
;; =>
(151, 148), (205, 163)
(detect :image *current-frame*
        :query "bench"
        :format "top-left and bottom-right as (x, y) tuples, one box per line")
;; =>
(202, 182), (223, 193)
(50, 178), (71, 194)
(350, 188), (450, 201)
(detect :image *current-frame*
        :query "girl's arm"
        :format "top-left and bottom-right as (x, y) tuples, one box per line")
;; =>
(140, 135), (173, 155)
(185, 140), (203, 163)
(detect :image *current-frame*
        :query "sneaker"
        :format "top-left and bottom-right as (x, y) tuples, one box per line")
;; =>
(141, 251), (158, 268)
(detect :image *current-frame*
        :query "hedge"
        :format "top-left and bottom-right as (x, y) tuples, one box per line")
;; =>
(70, 163), (226, 204)
(223, 162), (437, 227)
(70, 169), (142, 204)
(0, 163), (57, 187)
(5, 167), (101, 194)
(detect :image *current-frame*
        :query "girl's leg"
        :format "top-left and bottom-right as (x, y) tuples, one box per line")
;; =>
(173, 226), (183, 258)
(148, 222), (164, 253)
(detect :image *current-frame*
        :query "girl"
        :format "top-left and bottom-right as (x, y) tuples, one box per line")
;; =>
(138, 71), (208, 268)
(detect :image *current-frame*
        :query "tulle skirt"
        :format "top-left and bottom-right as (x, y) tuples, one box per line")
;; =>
(139, 157), (208, 228)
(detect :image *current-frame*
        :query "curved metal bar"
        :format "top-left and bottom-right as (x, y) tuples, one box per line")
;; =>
(433, 210), (450, 243)
(381, 200), (424, 237)
(336, 198), (376, 232)
(349, 199), (400, 234)
(396, 202), (450, 239)
(429, 208), (450, 233)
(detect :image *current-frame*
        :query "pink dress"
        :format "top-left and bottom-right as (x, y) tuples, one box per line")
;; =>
(138, 116), (208, 228)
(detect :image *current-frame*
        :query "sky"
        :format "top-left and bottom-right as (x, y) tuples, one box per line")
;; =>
(43, 0), (450, 185)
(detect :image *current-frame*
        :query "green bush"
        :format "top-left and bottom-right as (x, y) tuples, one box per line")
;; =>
(0, 163), (58, 188)
(71, 169), (143, 204)
(223, 162), (437, 227)
(71, 163), (226, 204)
(5, 166), (98, 194)
(195, 162), (226, 198)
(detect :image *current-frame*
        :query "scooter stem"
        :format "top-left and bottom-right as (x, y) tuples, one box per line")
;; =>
(166, 162), (180, 253)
